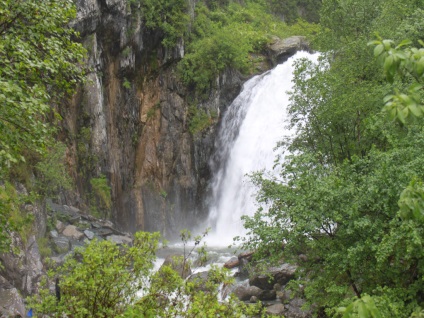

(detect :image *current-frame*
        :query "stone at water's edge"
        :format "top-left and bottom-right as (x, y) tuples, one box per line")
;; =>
(224, 256), (239, 269)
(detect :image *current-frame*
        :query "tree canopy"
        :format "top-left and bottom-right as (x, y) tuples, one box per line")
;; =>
(0, 0), (85, 251)
(0, 0), (85, 175)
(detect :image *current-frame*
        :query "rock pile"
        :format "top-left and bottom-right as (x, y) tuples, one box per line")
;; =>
(47, 201), (134, 265)
(225, 251), (312, 318)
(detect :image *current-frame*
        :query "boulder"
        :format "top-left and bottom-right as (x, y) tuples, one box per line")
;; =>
(266, 303), (285, 316)
(283, 297), (311, 318)
(259, 289), (276, 301)
(271, 264), (297, 286)
(233, 285), (262, 301)
(56, 220), (65, 233)
(267, 36), (310, 65)
(249, 263), (297, 290)
(187, 271), (214, 292)
(84, 230), (95, 240)
(52, 236), (71, 253)
(106, 235), (132, 245)
(224, 256), (239, 269)
(62, 225), (84, 240)
(249, 274), (274, 290)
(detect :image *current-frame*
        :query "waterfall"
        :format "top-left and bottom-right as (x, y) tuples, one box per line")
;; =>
(206, 51), (319, 246)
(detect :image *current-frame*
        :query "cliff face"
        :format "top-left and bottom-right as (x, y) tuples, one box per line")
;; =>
(64, 0), (244, 238)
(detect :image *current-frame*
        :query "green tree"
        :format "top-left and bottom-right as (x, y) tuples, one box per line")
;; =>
(0, 0), (85, 174)
(28, 231), (264, 317)
(0, 0), (84, 251)
(238, 0), (424, 316)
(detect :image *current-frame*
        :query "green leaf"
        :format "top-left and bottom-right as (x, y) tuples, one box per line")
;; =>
(374, 44), (384, 57)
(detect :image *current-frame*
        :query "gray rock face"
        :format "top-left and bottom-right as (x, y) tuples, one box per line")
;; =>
(0, 276), (26, 318)
(61, 0), (248, 239)
(0, 235), (43, 296)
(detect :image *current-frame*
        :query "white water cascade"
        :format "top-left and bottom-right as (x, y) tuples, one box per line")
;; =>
(206, 51), (319, 246)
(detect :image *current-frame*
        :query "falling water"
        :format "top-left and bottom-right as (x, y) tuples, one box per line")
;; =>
(206, 51), (319, 246)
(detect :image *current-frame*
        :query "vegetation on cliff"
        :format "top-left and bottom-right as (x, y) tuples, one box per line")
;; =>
(238, 0), (424, 316)
(0, 0), (85, 251)
(179, 0), (320, 94)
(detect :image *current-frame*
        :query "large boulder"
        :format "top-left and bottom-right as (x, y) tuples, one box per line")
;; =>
(233, 284), (276, 302)
(266, 303), (285, 316)
(249, 263), (297, 290)
(267, 36), (310, 65)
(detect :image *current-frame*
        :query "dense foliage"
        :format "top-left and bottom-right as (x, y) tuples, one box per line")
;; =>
(238, 0), (424, 316)
(28, 231), (265, 317)
(0, 0), (85, 173)
(0, 0), (84, 252)
(129, 0), (190, 48)
(178, 0), (320, 93)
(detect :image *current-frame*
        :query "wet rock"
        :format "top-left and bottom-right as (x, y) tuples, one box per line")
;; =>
(267, 36), (310, 65)
(84, 230), (95, 240)
(249, 274), (274, 290)
(249, 264), (297, 290)
(62, 225), (84, 240)
(56, 220), (65, 233)
(106, 235), (132, 245)
(271, 264), (297, 286)
(259, 289), (276, 301)
(224, 256), (239, 269)
(233, 285), (262, 301)
(250, 295), (259, 303)
(0, 235), (44, 296)
(283, 297), (311, 318)
(187, 271), (216, 292)
(266, 303), (285, 316)
(92, 227), (114, 237)
(52, 236), (70, 253)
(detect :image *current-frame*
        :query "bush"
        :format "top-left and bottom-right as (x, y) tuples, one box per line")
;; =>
(27, 231), (265, 317)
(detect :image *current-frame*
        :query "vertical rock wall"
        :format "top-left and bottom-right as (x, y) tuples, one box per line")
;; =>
(64, 0), (244, 238)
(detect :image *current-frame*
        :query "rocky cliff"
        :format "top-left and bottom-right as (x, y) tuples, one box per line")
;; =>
(60, 0), (310, 239)
(60, 0), (245, 238)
